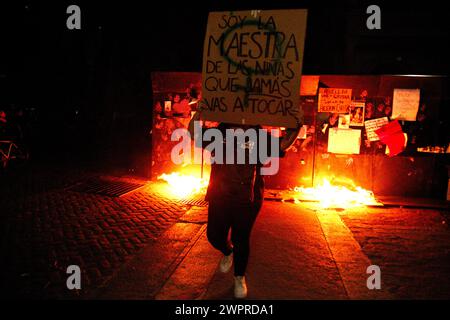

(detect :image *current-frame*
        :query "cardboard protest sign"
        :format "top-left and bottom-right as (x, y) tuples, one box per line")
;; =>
(364, 117), (389, 141)
(392, 89), (420, 121)
(318, 88), (352, 113)
(201, 10), (308, 128)
(349, 101), (365, 126)
(327, 128), (361, 155)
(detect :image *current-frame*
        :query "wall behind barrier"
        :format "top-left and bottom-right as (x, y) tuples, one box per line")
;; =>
(151, 72), (449, 198)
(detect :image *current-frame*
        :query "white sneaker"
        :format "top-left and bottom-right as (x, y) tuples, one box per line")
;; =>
(234, 276), (248, 299)
(219, 253), (233, 273)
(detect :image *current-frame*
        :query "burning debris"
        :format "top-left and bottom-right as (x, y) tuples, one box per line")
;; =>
(158, 172), (209, 198)
(158, 170), (381, 210)
(294, 177), (381, 209)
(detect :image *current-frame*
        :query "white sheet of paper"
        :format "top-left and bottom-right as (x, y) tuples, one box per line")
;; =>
(392, 88), (420, 121)
(327, 128), (361, 155)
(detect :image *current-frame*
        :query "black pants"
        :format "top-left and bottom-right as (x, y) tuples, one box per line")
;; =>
(207, 198), (262, 276)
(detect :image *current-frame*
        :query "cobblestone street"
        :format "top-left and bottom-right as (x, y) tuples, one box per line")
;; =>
(0, 165), (190, 299)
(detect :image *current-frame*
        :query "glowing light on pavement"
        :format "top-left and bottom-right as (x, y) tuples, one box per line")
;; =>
(295, 178), (380, 209)
(158, 172), (209, 198)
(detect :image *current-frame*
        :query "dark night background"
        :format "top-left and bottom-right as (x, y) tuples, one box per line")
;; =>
(0, 0), (449, 177)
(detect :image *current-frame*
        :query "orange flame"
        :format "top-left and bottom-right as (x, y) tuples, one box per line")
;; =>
(294, 177), (379, 209)
(158, 172), (209, 198)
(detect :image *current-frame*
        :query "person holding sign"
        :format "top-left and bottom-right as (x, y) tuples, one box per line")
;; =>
(188, 107), (300, 299)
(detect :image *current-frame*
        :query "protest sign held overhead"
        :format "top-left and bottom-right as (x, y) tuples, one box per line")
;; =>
(201, 10), (308, 128)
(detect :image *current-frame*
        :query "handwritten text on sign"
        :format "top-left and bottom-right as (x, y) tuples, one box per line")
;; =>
(392, 88), (420, 121)
(364, 117), (389, 141)
(318, 88), (352, 113)
(201, 10), (308, 128)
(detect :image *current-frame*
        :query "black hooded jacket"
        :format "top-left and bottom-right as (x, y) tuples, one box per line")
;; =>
(196, 123), (283, 205)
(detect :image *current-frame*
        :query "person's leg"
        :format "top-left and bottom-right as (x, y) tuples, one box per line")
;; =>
(231, 201), (262, 276)
(207, 199), (233, 256)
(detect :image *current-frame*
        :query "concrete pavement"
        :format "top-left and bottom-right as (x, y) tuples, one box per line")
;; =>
(202, 202), (348, 300)
(101, 199), (449, 300)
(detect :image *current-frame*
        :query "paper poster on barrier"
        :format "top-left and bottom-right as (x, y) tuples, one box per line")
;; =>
(327, 128), (361, 155)
(349, 101), (365, 126)
(364, 117), (389, 142)
(318, 88), (352, 113)
(164, 101), (172, 113)
(338, 114), (350, 129)
(201, 10), (308, 128)
(392, 89), (420, 121)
